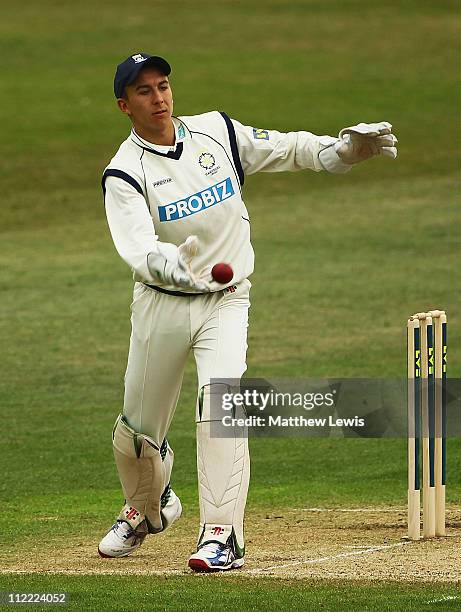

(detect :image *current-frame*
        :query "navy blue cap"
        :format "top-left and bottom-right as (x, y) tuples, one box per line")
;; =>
(114, 53), (171, 98)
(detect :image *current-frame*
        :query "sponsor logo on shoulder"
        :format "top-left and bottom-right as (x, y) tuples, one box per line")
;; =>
(177, 124), (186, 139)
(153, 177), (173, 188)
(158, 177), (234, 222)
(253, 128), (269, 140)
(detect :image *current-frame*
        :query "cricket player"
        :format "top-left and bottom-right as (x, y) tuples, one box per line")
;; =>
(98, 53), (397, 571)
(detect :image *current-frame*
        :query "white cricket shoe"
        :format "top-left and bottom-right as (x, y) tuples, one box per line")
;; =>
(160, 489), (183, 530)
(188, 542), (245, 572)
(98, 491), (182, 558)
(98, 516), (148, 558)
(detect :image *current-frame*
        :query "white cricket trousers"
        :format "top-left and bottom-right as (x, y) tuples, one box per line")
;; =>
(122, 279), (251, 549)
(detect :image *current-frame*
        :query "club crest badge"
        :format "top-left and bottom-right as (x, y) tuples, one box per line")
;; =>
(199, 152), (216, 170)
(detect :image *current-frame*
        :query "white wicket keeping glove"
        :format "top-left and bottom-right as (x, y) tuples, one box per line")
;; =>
(147, 236), (211, 292)
(335, 121), (398, 165)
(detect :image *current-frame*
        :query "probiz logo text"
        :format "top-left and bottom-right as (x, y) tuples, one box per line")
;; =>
(158, 178), (234, 221)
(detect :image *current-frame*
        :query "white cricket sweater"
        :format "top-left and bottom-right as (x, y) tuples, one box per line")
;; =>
(102, 111), (350, 292)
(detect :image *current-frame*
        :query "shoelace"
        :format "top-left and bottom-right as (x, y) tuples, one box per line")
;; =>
(112, 521), (135, 540)
(200, 543), (226, 554)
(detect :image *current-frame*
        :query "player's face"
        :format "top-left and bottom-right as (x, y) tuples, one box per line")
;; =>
(118, 68), (174, 142)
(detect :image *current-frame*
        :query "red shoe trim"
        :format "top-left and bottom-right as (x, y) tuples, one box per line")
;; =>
(98, 548), (115, 559)
(188, 558), (218, 573)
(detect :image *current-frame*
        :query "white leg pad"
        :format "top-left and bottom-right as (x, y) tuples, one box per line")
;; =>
(112, 414), (174, 533)
(196, 385), (250, 552)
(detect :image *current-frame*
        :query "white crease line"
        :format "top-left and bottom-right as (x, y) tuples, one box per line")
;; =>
(344, 545), (380, 549)
(293, 507), (404, 513)
(247, 541), (411, 574)
(0, 569), (185, 576)
(426, 595), (460, 604)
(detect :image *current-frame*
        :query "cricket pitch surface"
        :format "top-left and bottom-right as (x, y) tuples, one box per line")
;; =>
(2, 508), (461, 581)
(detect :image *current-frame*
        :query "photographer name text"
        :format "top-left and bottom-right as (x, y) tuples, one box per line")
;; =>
(221, 415), (365, 428)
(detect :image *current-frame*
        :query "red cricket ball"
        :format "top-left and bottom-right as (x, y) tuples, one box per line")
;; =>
(211, 262), (234, 284)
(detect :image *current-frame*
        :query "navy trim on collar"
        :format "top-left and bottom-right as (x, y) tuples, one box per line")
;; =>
(101, 169), (144, 196)
(219, 112), (245, 186)
(131, 139), (184, 160)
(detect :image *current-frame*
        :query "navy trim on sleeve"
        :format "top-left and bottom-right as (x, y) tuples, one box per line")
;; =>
(101, 169), (144, 197)
(219, 112), (245, 187)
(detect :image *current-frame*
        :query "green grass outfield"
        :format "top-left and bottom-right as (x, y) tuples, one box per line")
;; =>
(1, 576), (460, 611)
(1, 0), (460, 609)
